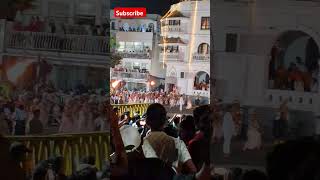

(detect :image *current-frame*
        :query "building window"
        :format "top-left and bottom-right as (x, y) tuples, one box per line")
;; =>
(225, 33), (238, 52)
(198, 43), (210, 54)
(201, 17), (210, 30)
(180, 72), (185, 78)
(165, 20), (180, 26)
(111, 22), (115, 30)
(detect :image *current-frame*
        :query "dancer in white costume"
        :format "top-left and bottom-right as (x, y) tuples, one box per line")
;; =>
(222, 105), (235, 157)
(186, 96), (192, 110)
(243, 110), (262, 151)
(179, 95), (184, 112)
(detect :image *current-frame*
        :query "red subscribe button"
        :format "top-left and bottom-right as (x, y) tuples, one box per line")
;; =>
(114, 7), (147, 18)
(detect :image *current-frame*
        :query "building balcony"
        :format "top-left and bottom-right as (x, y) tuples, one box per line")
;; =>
(161, 25), (187, 34)
(159, 52), (184, 62)
(193, 53), (210, 62)
(193, 90), (210, 97)
(265, 89), (318, 111)
(111, 69), (149, 81)
(117, 52), (151, 59)
(5, 31), (109, 55)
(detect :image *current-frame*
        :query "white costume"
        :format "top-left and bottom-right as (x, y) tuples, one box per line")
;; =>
(222, 112), (235, 155)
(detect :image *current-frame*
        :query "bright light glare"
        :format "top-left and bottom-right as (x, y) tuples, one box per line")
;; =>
(112, 80), (121, 88)
(7, 60), (33, 83)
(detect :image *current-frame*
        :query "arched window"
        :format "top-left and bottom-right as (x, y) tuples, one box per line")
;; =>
(198, 43), (210, 54)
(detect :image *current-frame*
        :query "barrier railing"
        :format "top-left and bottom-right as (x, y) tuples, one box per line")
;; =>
(112, 103), (150, 117)
(6, 31), (109, 55)
(4, 104), (150, 176)
(6, 132), (110, 176)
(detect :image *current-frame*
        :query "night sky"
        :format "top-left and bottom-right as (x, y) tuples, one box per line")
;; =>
(111, 0), (180, 15)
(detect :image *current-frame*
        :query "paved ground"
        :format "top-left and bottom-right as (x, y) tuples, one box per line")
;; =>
(165, 106), (270, 169)
(211, 140), (273, 169)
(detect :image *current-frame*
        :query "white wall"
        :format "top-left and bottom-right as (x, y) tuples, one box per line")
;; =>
(214, 0), (320, 110)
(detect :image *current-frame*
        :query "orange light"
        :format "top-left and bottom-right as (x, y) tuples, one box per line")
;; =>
(150, 81), (155, 86)
(112, 80), (121, 88)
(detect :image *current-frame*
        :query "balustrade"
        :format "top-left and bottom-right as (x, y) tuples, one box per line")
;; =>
(159, 52), (183, 61)
(5, 103), (150, 176)
(111, 71), (149, 79)
(118, 52), (151, 59)
(6, 132), (110, 176)
(112, 103), (150, 117)
(265, 89), (316, 111)
(161, 25), (187, 33)
(193, 53), (210, 61)
(6, 31), (109, 55)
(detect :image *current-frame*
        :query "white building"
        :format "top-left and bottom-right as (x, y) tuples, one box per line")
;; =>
(110, 10), (165, 91)
(0, 0), (108, 90)
(160, 0), (210, 99)
(214, 0), (320, 136)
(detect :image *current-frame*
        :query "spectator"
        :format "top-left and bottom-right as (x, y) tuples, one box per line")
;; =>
(26, 109), (43, 135)
(12, 103), (28, 135)
(142, 103), (197, 173)
(0, 109), (9, 135)
(179, 115), (196, 145)
(222, 105), (235, 157)
(266, 138), (320, 180)
(242, 170), (267, 180)
(48, 156), (67, 180)
(0, 136), (25, 180)
(188, 105), (212, 171)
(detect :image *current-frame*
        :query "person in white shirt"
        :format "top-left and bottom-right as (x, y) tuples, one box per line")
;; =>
(142, 103), (197, 174)
(179, 95), (184, 112)
(222, 105), (235, 157)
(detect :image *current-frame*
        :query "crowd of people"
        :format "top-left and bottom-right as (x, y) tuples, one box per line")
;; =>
(1, 96), (320, 179)
(109, 102), (320, 180)
(194, 81), (210, 91)
(13, 16), (108, 36)
(0, 82), (109, 136)
(110, 90), (197, 110)
(269, 55), (319, 92)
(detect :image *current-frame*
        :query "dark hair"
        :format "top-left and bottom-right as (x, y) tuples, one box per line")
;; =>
(146, 103), (167, 131)
(242, 170), (267, 180)
(81, 156), (96, 166)
(179, 116), (196, 143)
(193, 105), (210, 126)
(69, 167), (97, 180)
(193, 105), (213, 137)
(33, 109), (40, 116)
(48, 156), (64, 174)
(32, 160), (49, 180)
(266, 137), (320, 180)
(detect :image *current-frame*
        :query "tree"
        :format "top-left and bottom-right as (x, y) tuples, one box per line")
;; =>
(0, 0), (35, 21)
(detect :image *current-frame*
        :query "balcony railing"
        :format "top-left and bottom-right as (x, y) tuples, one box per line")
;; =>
(111, 70), (149, 80)
(159, 52), (184, 61)
(118, 52), (151, 59)
(193, 90), (210, 97)
(193, 53), (210, 61)
(6, 132), (110, 176)
(265, 89), (317, 111)
(6, 31), (109, 55)
(161, 25), (187, 34)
